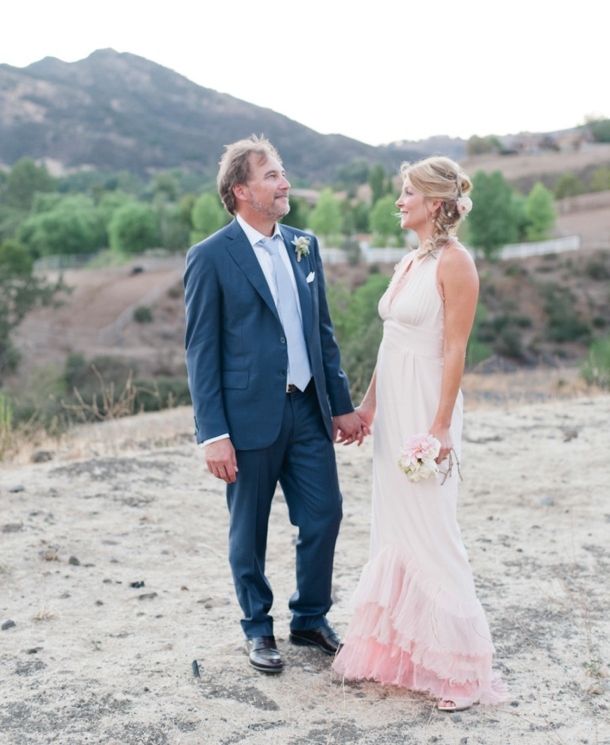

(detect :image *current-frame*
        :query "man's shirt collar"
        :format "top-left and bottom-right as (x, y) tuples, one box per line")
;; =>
(236, 213), (282, 247)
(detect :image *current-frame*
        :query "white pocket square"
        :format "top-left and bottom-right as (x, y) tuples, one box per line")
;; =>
(306, 272), (315, 283)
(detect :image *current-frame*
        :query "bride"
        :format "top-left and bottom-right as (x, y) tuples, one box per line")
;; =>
(333, 156), (507, 711)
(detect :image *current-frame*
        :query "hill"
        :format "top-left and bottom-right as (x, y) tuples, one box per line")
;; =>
(0, 49), (419, 183)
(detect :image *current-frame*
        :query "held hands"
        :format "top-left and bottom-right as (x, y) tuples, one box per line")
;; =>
(333, 410), (371, 447)
(205, 438), (238, 483)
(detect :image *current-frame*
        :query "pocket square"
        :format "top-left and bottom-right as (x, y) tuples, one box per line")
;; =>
(306, 272), (315, 283)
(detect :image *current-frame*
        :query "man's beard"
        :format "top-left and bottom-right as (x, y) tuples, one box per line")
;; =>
(248, 191), (290, 221)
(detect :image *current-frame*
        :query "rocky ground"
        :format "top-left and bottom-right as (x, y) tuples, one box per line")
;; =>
(1, 396), (609, 745)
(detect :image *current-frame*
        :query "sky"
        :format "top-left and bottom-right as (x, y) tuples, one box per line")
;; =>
(3, 0), (608, 146)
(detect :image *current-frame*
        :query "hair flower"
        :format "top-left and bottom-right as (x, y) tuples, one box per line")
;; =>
(456, 196), (473, 217)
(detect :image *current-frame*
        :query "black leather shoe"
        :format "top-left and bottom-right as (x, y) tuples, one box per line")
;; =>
(289, 624), (342, 655)
(246, 636), (283, 673)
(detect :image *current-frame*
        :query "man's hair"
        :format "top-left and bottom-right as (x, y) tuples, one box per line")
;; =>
(217, 135), (282, 216)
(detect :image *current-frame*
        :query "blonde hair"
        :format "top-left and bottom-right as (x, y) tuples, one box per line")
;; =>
(400, 156), (472, 250)
(217, 135), (282, 215)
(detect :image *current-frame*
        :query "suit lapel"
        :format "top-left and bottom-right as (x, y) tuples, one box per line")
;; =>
(280, 226), (313, 342)
(224, 219), (280, 322)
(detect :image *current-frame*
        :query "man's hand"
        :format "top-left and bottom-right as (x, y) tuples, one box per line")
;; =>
(332, 411), (368, 446)
(205, 438), (238, 483)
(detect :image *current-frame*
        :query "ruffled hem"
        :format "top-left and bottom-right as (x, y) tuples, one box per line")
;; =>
(333, 544), (508, 705)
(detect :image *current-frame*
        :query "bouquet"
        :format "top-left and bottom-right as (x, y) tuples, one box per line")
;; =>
(398, 433), (441, 483)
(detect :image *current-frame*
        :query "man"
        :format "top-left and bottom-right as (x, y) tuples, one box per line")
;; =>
(184, 135), (363, 674)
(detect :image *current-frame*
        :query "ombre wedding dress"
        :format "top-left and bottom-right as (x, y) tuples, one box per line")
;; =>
(333, 245), (507, 707)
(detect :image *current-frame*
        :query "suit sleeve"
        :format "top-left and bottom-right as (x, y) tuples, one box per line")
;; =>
(311, 236), (354, 416)
(184, 244), (229, 444)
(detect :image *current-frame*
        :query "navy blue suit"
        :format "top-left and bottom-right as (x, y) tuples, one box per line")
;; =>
(184, 218), (353, 638)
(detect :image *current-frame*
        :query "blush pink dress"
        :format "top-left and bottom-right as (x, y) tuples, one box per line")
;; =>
(333, 246), (507, 706)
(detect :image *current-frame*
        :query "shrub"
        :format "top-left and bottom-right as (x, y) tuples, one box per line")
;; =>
(541, 283), (591, 343)
(581, 335), (610, 388)
(133, 376), (191, 411)
(553, 172), (584, 199)
(585, 260), (610, 281)
(134, 306), (153, 323)
(327, 274), (389, 401)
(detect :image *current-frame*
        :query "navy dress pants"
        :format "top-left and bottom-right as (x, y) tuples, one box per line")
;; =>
(226, 383), (343, 639)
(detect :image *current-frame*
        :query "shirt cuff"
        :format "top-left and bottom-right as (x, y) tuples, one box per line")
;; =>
(200, 433), (230, 447)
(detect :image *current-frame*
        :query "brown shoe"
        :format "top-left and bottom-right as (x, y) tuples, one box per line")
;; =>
(289, 624), (342, 655)
(246, 636), (283, 673)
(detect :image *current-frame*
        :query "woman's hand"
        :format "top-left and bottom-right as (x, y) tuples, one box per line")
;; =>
(429, 425), (453, 464)
(355, 402), (375, 436)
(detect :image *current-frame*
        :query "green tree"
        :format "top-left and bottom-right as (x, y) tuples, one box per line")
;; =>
(151, 172), (180, 203)
(587, 117), (610, 143)
(190, 192), (228, 244)
(466, 170), (518, 259)
(281, 197), (311, 231)
(370, 194), (402, 246)
(554, 172), (584, 199)
(308, 188), (342, 242)
(0, 240), (34, 274)
(159, 203), (191, 251)
(368, 163), (386, 205)
(466, 135), (498, 156)
(17, 195), (107, 257)
(336, 158), (369, 191)
(327, 273), (389, 400)
(590, 166), (610, 192)
(351, 200), (370, 233)
(108, 202), (160, 254)
(6, 158), (56, 210)
(525, 182), (556, 241)
(0, 271), (68, 375)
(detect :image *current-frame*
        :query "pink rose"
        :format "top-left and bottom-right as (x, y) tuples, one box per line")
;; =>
(456, 196), (473, 216)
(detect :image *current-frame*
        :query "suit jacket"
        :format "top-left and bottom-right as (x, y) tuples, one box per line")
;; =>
(184, 218), (354, 450)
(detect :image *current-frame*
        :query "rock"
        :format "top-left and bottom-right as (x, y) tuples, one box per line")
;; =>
(451, 713), (462, 723)
(26, 647), (42, 654)
(2, 620), (16, 630)
(40, 548), (58, 561)
(130, 581), (145, 588)
(540, 496), (555, 506)
(137, 592), (158, 601)
(510, 700), (520, 707)
(8, 485), (25, 493)
(95, 600), (104, 606)
(31, 451), (53, 463)
(68, 556), (80, 566)
(562, 428), (578, 442)
(588, 683), (605, 695)
(2, 523), (23, 533)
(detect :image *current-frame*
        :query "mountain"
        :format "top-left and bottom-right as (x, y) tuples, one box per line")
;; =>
(0, 49), (420, 182)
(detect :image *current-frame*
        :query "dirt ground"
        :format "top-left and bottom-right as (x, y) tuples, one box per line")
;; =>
(1, 389), (609, 745)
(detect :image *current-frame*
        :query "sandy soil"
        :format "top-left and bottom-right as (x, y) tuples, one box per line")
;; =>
(1, 391), (609, 745)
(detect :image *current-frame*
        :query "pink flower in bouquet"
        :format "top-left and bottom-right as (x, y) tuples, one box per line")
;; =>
(456, 196), (473, 216)
(398, 433), (441, 483)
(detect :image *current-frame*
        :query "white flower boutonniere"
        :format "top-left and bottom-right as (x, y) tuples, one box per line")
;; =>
(291, 236), (311, 262)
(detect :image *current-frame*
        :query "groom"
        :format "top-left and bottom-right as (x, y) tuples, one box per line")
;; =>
(184, 135), (362, 673)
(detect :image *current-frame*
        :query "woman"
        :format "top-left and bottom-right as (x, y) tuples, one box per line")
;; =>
(333, 157), (507, 711)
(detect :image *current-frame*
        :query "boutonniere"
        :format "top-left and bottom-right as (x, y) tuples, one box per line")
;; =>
(291, 235), (311, 262)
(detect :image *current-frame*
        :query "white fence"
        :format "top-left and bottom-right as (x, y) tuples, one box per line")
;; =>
(320, 244), (407, 265)
(491, 235), (581, 260)
(321, 236), (582, 264)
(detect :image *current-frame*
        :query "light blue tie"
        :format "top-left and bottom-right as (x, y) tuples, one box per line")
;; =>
(260, 236), (312, 391)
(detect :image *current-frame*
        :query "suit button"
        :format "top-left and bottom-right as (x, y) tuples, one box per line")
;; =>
(280, 370), (286, 377)
(280, 337), (286, 344)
